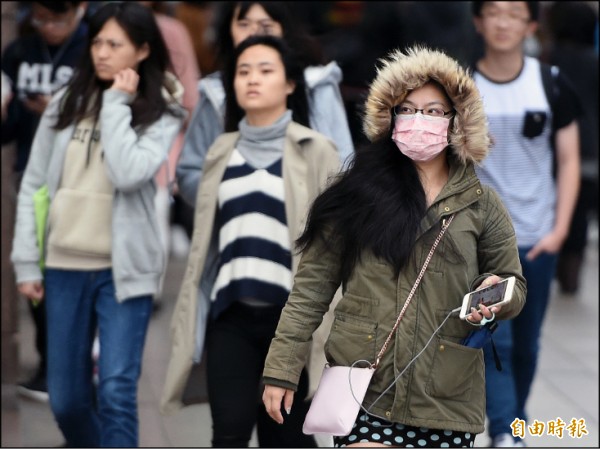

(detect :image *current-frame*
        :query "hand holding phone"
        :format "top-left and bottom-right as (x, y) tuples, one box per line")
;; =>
(459, 276), (516, 320)
(23, 92), (50, 115)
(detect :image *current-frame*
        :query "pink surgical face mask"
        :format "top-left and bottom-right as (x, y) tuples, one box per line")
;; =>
(392, 113), (450, 162)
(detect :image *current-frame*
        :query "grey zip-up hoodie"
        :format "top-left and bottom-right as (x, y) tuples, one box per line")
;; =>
(11, 78), (185, 301)
(176, 62), (354, 207)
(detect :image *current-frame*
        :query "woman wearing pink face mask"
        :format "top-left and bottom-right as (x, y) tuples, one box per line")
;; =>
(262, 46), (526, 448)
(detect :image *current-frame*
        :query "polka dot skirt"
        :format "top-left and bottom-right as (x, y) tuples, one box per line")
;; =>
(334, 412), (476, 447)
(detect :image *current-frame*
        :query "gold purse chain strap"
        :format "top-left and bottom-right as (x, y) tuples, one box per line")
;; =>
(373, 214), (455, 369)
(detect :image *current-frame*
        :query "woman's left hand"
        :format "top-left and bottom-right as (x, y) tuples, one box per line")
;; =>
(466, 275), (502, 324)
(110, 68), (139, 95)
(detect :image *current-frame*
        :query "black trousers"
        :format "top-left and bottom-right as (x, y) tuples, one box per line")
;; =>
(560, 178), (597, 254)
(556, 178), (598, 292)
(206, 301), (316, 448)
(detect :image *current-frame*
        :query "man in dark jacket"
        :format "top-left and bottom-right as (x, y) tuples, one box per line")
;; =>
(1, 1), (88, 402)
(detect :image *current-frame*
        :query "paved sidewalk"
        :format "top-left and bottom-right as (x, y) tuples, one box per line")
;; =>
(2, 224), (598, 448)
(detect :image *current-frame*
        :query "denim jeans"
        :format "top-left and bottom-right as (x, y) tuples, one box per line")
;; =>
(44, 268), (152, 447)
(484, 248), (557, 439)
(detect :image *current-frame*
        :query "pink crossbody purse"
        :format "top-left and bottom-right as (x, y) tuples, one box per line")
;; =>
(303, 215), (455, 436)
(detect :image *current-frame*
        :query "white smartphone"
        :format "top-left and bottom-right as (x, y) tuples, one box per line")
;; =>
(459, 276), (516, 320)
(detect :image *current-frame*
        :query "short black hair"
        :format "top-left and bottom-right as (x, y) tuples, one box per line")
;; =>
(471, 1), (539, 22)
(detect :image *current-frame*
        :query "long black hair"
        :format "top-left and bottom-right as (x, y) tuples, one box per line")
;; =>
(214, 1), (325, 71)
(53, 2), (182, 131)
(223, 34), (309, 132)
(297, 135), (427, 286)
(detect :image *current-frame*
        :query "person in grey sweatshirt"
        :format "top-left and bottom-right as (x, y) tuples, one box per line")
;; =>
(176, 1), (354, 207)
(10, 3), (185, 447)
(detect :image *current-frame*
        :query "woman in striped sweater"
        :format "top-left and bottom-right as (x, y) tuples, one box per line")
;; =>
(162, 35), (341, 447)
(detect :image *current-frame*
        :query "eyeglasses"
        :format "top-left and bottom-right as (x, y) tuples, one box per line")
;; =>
(31, 17), (71, 29)
(481, 10), (530, 25)
(392, 105), (454, 118)
(235, 18), (279, 35)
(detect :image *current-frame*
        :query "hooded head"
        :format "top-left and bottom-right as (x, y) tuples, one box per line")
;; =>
(363, 46), (490, 164)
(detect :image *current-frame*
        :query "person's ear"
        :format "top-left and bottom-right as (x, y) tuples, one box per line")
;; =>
(136, 43), (150, 63)
(286, 80), (296, 95)
(525, 20), (538, 38)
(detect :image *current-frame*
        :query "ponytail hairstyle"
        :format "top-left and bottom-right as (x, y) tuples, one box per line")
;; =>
(54, 1), (183, 131)
(223, 34), (309, 131)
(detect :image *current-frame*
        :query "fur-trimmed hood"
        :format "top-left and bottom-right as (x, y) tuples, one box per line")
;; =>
(363, 46), (490, 164)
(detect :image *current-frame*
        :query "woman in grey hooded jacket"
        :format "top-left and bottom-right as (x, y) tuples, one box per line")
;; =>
(262, 46), (527, 447)
(11, 3), (184, 447)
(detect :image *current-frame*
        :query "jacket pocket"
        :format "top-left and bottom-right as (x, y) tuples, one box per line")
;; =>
(426, 337), (482, 402)
(48, 188), (112, 257)
(325, 314), (378, 366)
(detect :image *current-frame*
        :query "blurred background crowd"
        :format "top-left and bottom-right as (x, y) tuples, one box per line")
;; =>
(1, 1), (598, 447)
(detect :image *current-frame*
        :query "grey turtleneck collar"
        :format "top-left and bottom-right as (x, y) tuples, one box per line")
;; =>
(236, 110), (292, 169)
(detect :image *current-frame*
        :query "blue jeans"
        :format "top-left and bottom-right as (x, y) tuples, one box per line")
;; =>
(484, 248), (557, 439)
(44, 268), (152, 447)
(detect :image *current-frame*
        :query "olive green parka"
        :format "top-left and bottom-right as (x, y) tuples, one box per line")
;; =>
(263, 47), (526, 434)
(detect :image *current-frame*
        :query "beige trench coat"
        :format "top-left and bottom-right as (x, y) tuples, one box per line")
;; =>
(161, 121), (341, 413)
